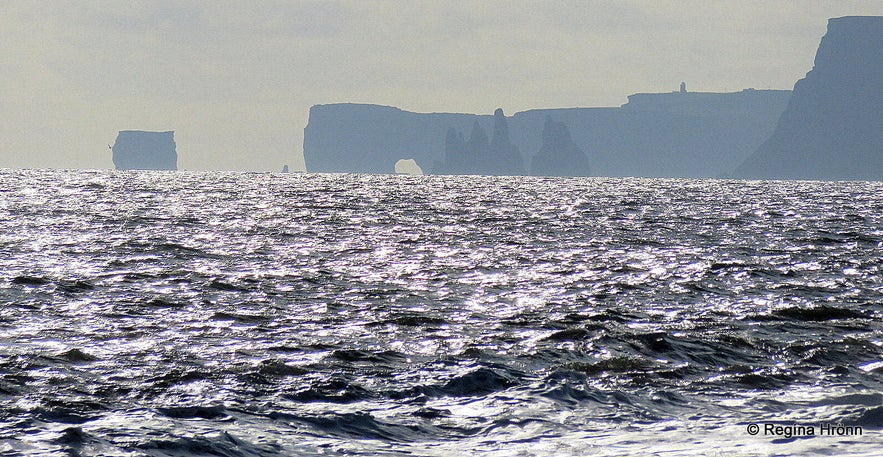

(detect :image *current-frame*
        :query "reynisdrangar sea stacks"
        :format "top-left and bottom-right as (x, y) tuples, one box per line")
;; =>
(435, 108), (526, 175)
(736, 16), (883, 180)
(112, 130), (178, 170)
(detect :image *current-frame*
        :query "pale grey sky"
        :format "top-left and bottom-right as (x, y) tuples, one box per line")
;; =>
(2, 1), (882, 171)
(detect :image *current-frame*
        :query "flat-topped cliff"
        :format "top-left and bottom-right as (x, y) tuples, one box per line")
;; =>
(736, 16), (883, 180)
(112, 131), (177, 171)
(511, 89), (791, 178)
(303, 104), (484, 174)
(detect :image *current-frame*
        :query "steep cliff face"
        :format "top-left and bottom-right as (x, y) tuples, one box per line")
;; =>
(530, 116), (590, 176)
(112, 131), (177, 170)
(735, 16), (883, 180)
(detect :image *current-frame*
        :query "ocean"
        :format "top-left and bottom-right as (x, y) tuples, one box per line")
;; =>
(1, 169), (881, 456)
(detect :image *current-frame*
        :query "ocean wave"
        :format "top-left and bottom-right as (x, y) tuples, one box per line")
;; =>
(3, 170), (883, 455)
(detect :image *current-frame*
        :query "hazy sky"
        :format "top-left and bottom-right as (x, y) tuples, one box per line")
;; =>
(2, 1), (882, 172)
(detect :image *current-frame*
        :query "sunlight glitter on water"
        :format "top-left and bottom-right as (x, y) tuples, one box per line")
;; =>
(1, 170), (882, 455)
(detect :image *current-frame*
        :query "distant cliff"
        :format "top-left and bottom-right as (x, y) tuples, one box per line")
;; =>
(304, 89), (790, 177)
(112, 131), (177, 170)
(735, 16), (883, 180)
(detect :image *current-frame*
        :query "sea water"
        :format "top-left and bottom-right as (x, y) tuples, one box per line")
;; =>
(0, 169), (881, 456)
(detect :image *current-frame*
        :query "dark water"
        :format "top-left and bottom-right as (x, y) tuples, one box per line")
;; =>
(1, 169), (882, 456)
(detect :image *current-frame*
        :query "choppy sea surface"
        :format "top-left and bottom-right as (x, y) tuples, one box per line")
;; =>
(1, 169), (882, 456)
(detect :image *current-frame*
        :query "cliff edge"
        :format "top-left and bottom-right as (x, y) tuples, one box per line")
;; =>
(735, 16), (883, 180)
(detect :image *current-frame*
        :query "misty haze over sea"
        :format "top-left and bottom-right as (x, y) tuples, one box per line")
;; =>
(2, 170), (882, 456)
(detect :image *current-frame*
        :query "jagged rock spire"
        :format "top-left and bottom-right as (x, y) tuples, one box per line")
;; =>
(491, 108), (511, 148)
(437, 108), (525, 175)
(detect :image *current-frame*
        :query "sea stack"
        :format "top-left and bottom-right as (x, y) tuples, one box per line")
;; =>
(112, 130), (177, 170)
(530, 116), (590, 177)
(435, 109), (526, 175)
(488, 108), (526, 176)
(735, 16), (883, 180)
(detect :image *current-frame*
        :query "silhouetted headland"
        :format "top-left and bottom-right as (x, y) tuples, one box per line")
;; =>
(303, 88), (789, 177)
(736, 16), (883, 180)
